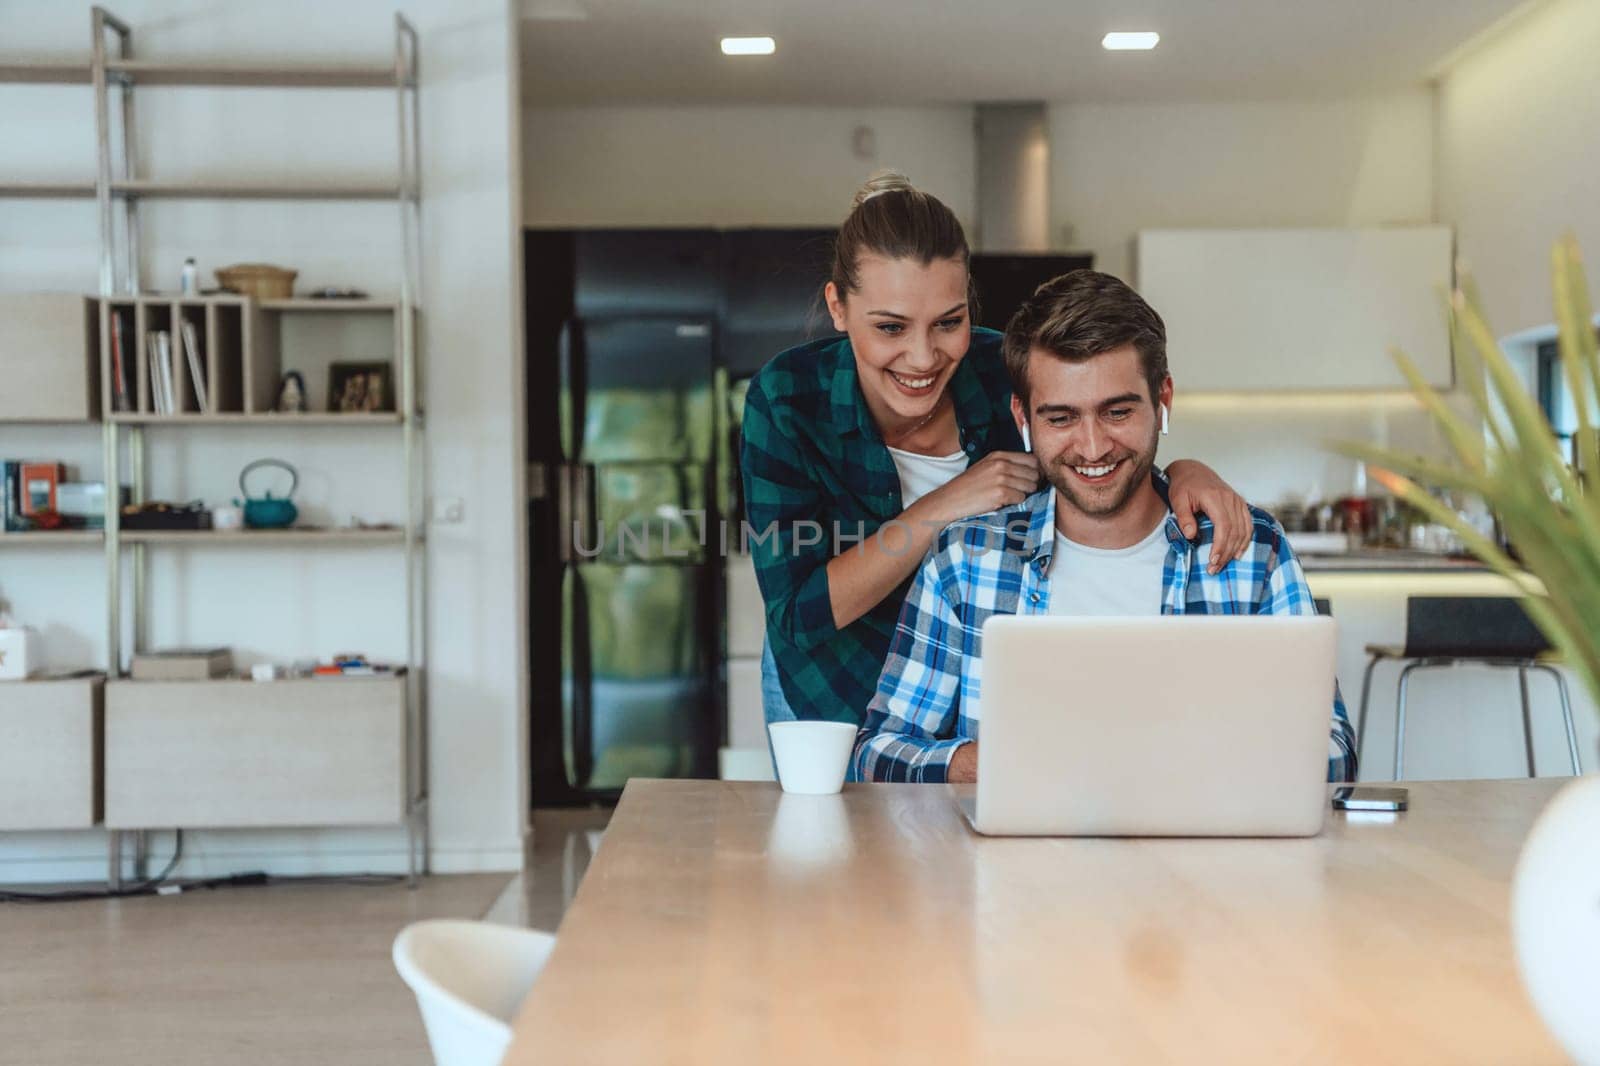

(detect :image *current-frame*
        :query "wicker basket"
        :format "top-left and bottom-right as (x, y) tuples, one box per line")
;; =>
(215, 263), (298, 300)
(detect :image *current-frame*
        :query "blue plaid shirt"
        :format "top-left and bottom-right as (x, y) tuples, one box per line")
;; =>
(853, 474), (1357, 783)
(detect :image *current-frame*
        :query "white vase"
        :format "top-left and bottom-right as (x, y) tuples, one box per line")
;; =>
(1512, 773), (1600, 1065)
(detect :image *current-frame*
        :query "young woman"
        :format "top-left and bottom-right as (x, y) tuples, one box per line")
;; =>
(741, 172), (1251, 740)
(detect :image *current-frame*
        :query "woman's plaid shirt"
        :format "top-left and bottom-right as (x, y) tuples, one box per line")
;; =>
(740, 328), (1021, 722)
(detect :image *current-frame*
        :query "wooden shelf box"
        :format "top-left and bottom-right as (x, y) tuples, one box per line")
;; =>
(103, 295), (248, 417)
(0, 676), (104, 830)
(0, 294), (100, 422)
(104, 676), (405, 829)
(99, 296), (403, 418)
(255, 301), (401, 414)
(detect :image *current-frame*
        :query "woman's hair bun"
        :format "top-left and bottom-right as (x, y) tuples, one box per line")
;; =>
(831, 169), (968, 299)
(852, 170), (915, 210)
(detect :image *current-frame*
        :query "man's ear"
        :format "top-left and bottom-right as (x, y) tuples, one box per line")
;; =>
(824, 281), (848, 333)
(1010, 393), (1027, 435)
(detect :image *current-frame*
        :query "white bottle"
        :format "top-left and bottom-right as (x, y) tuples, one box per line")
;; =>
(180, 257), (197, 296)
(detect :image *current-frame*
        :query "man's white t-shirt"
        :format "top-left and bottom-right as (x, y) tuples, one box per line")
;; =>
(1046, 520), (1169, 616)
(887, 447), (969, 508)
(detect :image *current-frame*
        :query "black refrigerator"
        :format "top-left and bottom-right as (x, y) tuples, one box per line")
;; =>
(524, 227), (854, 805)
(527, 230), (724, 805)
(969, 252), (1095, 331)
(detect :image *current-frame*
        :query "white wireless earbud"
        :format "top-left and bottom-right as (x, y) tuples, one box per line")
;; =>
(1159, 404), (1170, 435)
(1021, 424), (1032, 452)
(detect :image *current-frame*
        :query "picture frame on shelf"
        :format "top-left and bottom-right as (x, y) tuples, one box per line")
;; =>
(328, 361), (394, 414)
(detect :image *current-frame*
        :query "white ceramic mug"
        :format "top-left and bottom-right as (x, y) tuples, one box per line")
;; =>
(212, 504), (244, 532)
(768, 721), (857, 795)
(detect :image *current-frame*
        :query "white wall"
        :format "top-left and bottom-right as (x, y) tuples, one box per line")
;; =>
(1046, 92), (1446, 506)
(0, 0), (525, 881)
(519, 94), (1446, 505)
(523, 104), (976, 229)
(1049, 93), (1437, 282)
(1437, 0), (1600, 334)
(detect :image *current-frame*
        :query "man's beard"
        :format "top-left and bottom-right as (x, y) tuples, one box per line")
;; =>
(1043, 436), (1159, 519)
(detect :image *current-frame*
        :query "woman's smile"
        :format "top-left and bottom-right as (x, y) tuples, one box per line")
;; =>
(886, 366), (943, 398)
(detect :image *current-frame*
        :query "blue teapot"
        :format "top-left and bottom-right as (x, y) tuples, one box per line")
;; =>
(237, 458), (299, 530)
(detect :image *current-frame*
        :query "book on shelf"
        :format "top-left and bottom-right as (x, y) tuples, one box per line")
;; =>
(19, 462), (64, 517)
(160, 331), (175, 413)
(148, 330), (175, 414)
(181, 320), (209, 413)
(2, 462), (21, 532)
(110, 308), (131, 412)
(146, 331), (161, 413)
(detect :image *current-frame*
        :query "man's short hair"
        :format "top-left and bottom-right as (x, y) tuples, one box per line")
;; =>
(1002, 269), (1169, 409)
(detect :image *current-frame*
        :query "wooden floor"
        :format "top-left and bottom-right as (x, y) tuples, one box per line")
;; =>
(0, 809), (613, 1064)
(486, 808), (612, 930)
(0, 873), (510, 1066)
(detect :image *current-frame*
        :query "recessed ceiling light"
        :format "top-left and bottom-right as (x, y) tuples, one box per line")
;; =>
(721, 36), (776, 56)
(1102, 31), (1160, 51)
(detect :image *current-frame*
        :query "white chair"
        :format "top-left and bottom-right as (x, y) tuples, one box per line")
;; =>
(393, 919), (557, 1066)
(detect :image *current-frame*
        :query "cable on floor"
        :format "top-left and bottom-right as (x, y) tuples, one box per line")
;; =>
(0, 832), (405, 903)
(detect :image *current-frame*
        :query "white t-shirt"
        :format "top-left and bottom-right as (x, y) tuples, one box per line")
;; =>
(887, 446), (968, 507)
(1046, 520), (1169, 616)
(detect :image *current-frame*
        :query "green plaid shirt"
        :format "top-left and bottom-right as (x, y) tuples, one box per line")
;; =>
(740, 327), (1021, 723)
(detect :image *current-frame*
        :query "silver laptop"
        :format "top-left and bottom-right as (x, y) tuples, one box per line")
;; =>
(957, 615), (1338, 837)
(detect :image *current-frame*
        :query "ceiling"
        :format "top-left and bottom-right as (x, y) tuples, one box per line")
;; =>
(519, 0), (1533, 106)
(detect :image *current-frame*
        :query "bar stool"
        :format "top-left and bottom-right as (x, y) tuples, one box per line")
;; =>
(1355, 596), (1583, 779)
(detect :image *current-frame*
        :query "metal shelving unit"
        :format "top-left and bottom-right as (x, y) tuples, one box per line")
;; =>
(0, 181), (96, 198)
(0, 58), (410, 89)
(120, 529), (411, 546)
(0, 531), (104, 547)
(108, 412), (406, 425)
(0, 7), (428, 888)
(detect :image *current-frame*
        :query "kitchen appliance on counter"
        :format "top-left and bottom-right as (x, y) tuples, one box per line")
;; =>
(1282, 489), (1497, 561)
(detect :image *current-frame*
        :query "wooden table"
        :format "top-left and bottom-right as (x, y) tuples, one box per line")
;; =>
(506, 778), (1567, 1065)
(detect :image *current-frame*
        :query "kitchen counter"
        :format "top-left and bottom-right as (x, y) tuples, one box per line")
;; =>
(723, 550), (1592, 785)
(1298, 550), (1492, 572)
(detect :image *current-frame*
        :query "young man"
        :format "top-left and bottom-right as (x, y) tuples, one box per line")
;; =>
(852, 270), (1356, 784)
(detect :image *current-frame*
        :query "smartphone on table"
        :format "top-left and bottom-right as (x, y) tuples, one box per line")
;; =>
(1332, 786), (1408, 812)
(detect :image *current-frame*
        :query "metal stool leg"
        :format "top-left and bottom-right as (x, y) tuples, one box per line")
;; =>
(1532, 664), (1583, 775)
(1517, 666), (1536, 778)
(1394, 662), (1428, 781)
(1356, 653), (1382, 774)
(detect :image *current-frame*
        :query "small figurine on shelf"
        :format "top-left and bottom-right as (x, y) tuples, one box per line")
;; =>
(274, 370), (308, 414)
(180, 257), (198, 296)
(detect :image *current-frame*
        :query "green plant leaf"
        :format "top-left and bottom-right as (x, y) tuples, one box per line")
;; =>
(1389, 349), (1484, 472)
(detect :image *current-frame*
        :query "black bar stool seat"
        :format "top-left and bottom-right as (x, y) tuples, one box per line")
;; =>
(1356, 596), (1583, 780)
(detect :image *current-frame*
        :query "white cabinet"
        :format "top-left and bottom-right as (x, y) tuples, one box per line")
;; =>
(105, 676), (405, 828)
(721, 552), (774, 780)
(726, 552), (766, 659)
(0, 676), (103, 830)
(0, 294), (98, 421)
(1136, 227), (1454, 392)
